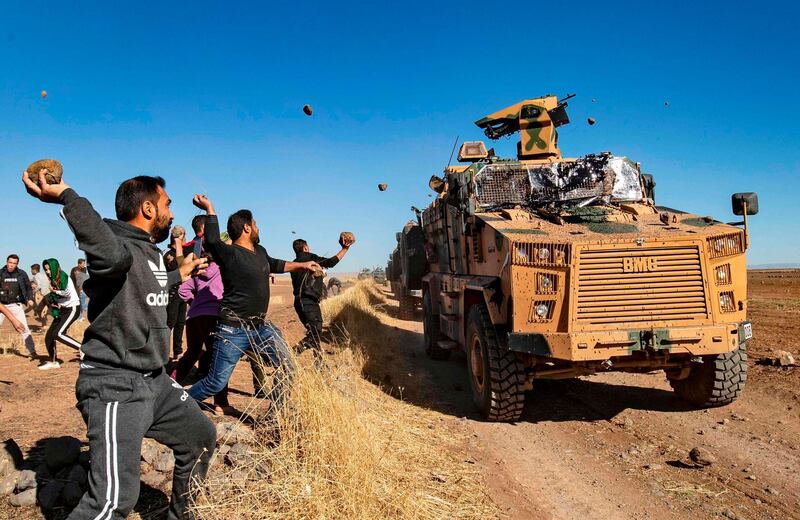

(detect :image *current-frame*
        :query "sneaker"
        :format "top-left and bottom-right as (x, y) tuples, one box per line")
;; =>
(38, 361), (61, 370)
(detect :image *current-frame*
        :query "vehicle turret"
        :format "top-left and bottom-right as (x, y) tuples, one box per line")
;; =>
(474, 94), (573, 160)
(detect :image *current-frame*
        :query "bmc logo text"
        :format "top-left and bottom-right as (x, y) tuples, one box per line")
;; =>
(623, 257), (658, 273)
(146, 290), (169, 306)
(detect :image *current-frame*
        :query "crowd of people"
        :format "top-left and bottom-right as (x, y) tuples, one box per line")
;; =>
(0, 253), (89, 368)
(16, 168), (353, 519)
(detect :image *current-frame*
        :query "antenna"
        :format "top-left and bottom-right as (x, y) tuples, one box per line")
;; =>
(445, 135), (459, 169)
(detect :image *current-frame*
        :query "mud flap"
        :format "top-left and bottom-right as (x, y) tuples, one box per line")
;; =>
(507, 333), (552, 356)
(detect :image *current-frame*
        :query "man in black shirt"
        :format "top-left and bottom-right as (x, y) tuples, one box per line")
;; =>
(163, 226), (187, 358)
(188, 194), (319, 414)
(291, 236), (354, 353)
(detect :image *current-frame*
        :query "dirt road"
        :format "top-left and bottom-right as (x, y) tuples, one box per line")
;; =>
(364, 271), (800, 520)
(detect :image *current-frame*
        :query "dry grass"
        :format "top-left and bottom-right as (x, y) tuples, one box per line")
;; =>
(193, 281), (497, 520)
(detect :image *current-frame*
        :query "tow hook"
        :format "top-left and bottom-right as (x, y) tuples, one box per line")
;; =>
(690, 356), (703, 364)
(600, 359), (614, 370)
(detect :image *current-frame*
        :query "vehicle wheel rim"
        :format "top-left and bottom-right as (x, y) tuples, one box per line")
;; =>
(470, 335), (485, 393)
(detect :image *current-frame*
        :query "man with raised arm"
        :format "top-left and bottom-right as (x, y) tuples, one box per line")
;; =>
(22, 171), (215, 520)
(188, 194), (319, 417)
(291, 236), (354, 354)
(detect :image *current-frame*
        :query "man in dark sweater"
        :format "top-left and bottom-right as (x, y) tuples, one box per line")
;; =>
(0, 254), (35, 357)
(188, 194), (319, 415)
(291, 237), (354, 353)
(22, 171), (215, 520)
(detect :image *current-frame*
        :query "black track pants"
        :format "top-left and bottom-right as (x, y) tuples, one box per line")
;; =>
(68, 366), (216, 520)
(294, 296), (323, 351)
(45, 305), (82, 361)
(167, 294), (187, 357)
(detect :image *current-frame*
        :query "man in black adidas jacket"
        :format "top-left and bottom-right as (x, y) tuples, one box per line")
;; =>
(23, 171), (215, 520)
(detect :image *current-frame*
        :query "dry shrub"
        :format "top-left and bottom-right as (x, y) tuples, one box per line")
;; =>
(194, 282), (497, 520)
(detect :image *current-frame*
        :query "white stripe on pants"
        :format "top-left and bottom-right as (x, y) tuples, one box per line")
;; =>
(0, 302), (35, 354)
(45, 305), (82, 361)
(56, 305), (82, 349)
(92, 401), (119, 520)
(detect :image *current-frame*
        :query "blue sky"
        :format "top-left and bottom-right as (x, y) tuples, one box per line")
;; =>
(1, 0), (798, 272)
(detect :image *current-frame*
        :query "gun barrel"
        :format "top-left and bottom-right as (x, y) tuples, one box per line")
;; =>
(558, 93), (576, 106)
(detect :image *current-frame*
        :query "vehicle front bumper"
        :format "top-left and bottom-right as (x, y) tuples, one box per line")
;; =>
(507, 321), (752, 361)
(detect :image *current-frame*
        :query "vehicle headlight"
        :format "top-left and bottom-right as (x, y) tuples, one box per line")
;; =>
(719, 292), (735, 312)
(707, 233), (744, 258)
(511, 242), (570, 266)
(538, 247), (550, 261)
(715, 264), (732, 285)
(536, 303), (549, 317)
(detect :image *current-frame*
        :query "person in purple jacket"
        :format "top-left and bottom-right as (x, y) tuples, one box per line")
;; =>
(171, 247), (232, 414)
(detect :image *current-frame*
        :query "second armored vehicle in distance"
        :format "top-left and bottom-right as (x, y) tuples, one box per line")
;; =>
(387, 220), (427, 319)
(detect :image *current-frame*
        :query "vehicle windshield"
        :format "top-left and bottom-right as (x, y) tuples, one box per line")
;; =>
(474, 155), (645, 210)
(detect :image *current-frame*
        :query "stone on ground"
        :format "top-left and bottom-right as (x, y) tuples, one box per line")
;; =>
(9, 487), (37, 507)
(153, 451), (175, 473)
(15, 469), (37, 491)
(775, 350), (795, 366)
(216, 421), (256, 446)
(0, 471), (19, 496)
(141, 438), (162, 465)
(141, 469), (168, 489)
(0, 439), (24, 477)
(689, 446), (716, 466)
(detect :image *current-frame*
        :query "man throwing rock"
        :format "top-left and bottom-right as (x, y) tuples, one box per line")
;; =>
(188, 194), (319, 416)
(291, 234), (354, 354)
(23, 171), (215, 520)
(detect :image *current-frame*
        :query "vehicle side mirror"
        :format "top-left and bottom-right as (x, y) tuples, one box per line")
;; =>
(732, 192), (758, 216)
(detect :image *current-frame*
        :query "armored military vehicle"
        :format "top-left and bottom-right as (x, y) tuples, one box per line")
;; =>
(419, 95), (758, 421)
(387, 220), (427, 319)
(372, 267), (387, 285)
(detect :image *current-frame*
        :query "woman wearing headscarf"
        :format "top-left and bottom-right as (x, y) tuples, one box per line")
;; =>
(40, 258), (82, 369)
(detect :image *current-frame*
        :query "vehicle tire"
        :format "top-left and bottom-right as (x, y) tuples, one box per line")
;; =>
(669, 343), (747, 407)
(398, 295), (415, 320)
(423, 290), (450, 361)
(466, 304), (525, 421)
